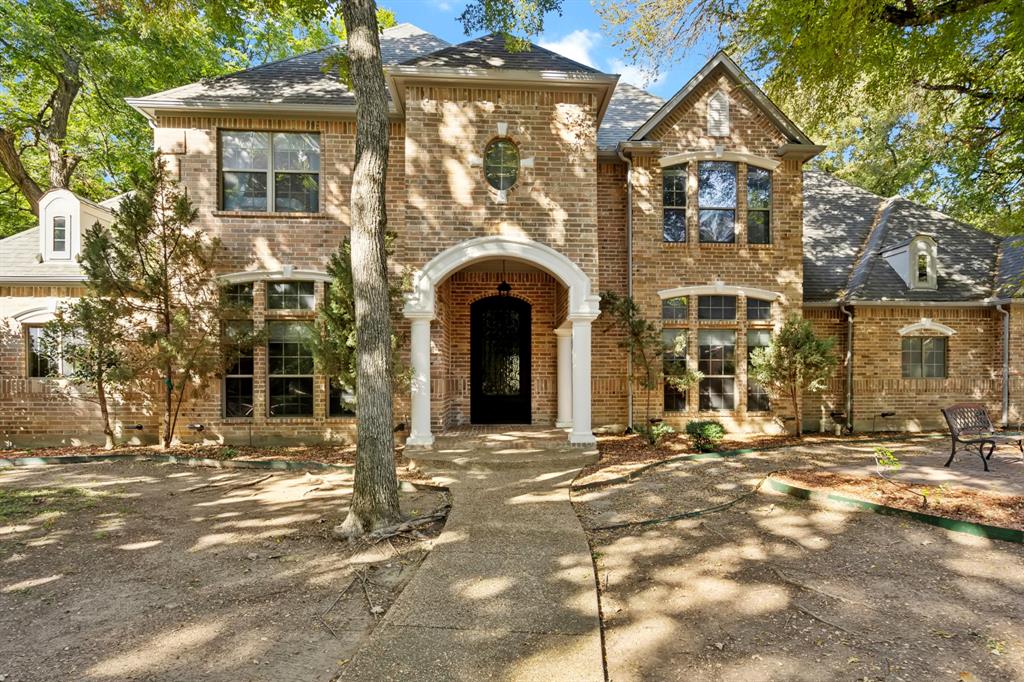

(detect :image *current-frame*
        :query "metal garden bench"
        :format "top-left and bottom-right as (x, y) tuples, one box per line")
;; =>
(940, 403), (1024, 472)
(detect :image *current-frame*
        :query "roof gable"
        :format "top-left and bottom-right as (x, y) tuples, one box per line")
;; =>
(629, 51), (812, 146)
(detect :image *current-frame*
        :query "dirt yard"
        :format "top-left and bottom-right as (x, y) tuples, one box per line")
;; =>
(0, 461), (447, 681)
(574, 444), (1024, 681)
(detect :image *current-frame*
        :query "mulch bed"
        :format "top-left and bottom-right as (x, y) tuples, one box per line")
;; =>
(586, 431), (915, 478)
(777, 469), (1024, 531)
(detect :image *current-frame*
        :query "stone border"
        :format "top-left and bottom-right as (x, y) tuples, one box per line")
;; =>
(766, 477), (1023, 544)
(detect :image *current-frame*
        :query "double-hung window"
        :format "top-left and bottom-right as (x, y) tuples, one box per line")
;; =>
(747, 167), (771, 244)
(699, 330), (736, 410)
(221, 131), (320, 213)
(662, 164), (687, 242)
(267, 321), (315, 417)
(698, 161), (737, 243)
(901, 336), (947, 378)
(26, 326), (72, 377)
(746, 298), (771, 321)
(663, 329), (687, 412)
(746, 330), (771, 412)
(223, 321), (255, 417)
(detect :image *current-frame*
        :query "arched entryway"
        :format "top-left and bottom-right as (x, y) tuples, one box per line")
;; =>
(471, 295), (532, 424)
(403, 235), (599, 447)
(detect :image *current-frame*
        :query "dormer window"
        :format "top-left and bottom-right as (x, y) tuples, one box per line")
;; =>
(910, 236), (938, 290)
(708, 90), (730, 137)
(52, 216), (68, 254)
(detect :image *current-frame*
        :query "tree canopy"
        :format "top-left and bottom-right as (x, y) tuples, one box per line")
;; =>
(0, 0), (337, 238)
(597, 0), (1024, 233)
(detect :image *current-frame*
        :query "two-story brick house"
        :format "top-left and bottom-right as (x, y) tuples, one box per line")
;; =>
(2, 24), (1022, 447)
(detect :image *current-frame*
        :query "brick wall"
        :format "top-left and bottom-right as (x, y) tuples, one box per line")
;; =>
(628, 66), (805, 433)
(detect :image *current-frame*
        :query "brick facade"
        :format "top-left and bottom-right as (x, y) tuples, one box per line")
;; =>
(1, 61), (1017, 446)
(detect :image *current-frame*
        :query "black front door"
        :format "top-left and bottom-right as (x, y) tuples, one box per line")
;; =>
(471, 296), (532, 424)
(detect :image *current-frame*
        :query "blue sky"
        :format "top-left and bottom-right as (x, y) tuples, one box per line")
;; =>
(386, 0), (723, 99)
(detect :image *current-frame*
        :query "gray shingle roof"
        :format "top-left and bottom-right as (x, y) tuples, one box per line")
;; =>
(802, 171), (884, 301)
(997, 237), (1024, 298)
(598, 82), (664, 151)
(845, 196), (999, 301)
(0, 228), (83, 283)
(132, 24), (449, 108)
(400, 32), (599, 73)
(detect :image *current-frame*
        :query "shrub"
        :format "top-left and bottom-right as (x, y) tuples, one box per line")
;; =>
(636, 420), (676, 446)
(685, 420), (726, 452)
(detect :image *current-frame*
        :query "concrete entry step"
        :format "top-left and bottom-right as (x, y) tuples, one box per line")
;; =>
(404, 425), (599, 472)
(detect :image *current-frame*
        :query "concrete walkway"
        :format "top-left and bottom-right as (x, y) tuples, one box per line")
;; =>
(339, 450), (604, 681)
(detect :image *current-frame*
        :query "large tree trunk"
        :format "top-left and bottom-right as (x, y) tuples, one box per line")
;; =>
(335, 0), (403, 538)
(0, 128), (44, 215)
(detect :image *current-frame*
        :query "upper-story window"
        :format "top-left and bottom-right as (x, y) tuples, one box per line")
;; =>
(52, 216), (68, 255)
(483, 139), (519, 190)
(698, 295), (737, 320)
(707, 90), (730, 137)
(698, 161), (736, 243)
(662, 164), (687, 242)
(220, 131), (320, 213)
(267, 281), (315, 310)
(747, 167), (771, 244)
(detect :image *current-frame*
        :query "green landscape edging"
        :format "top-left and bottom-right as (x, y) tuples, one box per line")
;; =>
(572, 432), (948, 491)
(766, 476), (1023, 544)
(0, 452), (354, 474)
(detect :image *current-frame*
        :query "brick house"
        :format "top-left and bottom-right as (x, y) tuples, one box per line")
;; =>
(2, 23), (1022, 447)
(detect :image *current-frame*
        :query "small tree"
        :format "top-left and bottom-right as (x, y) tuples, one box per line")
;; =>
(80, 156), (224, 448)
(40, 296), (134, 449)
(601, 291), (702, 442)
(312, 237), (409, 414)
(749, 314), (837, 438)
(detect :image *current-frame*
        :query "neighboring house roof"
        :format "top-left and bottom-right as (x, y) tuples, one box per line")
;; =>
(0, 228), (83, 283)
(802, 171), (884, 302)
(400, 32), (599, 73)
(804, 170), (1007, 303)
(127, 24), (449, 116)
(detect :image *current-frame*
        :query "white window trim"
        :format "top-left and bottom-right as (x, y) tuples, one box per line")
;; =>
(659, 151), (781, 171)
(898, 318), (956, 337)
(658, 283), (785, 303)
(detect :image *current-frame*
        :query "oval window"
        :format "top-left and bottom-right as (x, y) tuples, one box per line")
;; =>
(483, 139), (519, 190)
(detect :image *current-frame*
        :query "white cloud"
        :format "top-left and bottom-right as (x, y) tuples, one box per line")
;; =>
(537, 29), (601, 68)
(607, 58), (666, 89)
(433, 0), (452, 10)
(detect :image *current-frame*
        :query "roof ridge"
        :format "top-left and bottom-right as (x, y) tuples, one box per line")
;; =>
(842, 195), (897, 299)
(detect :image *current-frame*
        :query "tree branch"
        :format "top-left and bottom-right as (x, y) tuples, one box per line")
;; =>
(881, 0), (999, 26)
(0, 127), (44, 215)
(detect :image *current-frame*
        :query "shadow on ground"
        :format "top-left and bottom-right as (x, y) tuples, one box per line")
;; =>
(575, 441), (1024, 681)
(0, 461), (446, 681)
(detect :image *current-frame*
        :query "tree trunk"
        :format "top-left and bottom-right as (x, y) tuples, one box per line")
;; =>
(791, 381), (802, 438)
(0, 128), (44, 215)
(96, 372), (115, 450)
(335, 0), (403, 538)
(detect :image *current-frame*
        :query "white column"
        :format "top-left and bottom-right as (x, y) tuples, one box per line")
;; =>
(407, 315), (434, 448)
(569, 317), (596, 445)
(554, 325), (573, 428)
